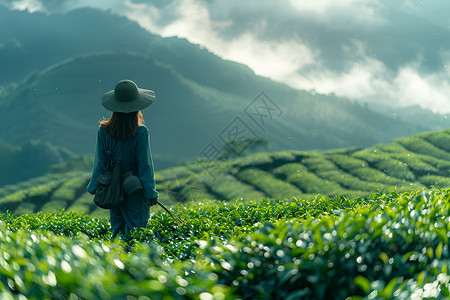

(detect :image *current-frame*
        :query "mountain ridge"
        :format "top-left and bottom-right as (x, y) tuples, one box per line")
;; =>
(0, 52), (428, 155)
(0, 7), (447, 170)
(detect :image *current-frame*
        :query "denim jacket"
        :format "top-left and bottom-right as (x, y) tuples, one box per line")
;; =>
(86, 125), (158, 199)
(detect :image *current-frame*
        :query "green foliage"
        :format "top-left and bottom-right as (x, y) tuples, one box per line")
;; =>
(0, 223), (226, 299)
(0, 139), (73, 186)
(398, 136), (450, 161)
(419, 175), (450, 188)
(4, 129), (450, 213)
(328, 154), (367, 171)
(198, 189), (450, 299)
(422, 131), (450, 152)
(274, 163), (342, 194)
(236, 168), (301, 199)
(0, 189), (448, 299)
(222, 137), (270, 158)
(0, 172), (90, 215)
(350, 167), (401, 186)
(233, 153), (274, 169)
(201, 173), (265, 201)
(302, 155), (337, 172)
(390, 152), (438, 175)
(376, 158), (416, 181)
(0, 210), (109, 238)
(315, 169), (378, 193)
(50, 155), (93, 173)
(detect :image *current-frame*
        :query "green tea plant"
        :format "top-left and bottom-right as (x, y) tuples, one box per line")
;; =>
(328, 154), (367, 171)
(201, 172), (265, 201)
(398, 136), (450, 161)
(0, 189), (449, 299)
(1, 189), (449, 299)
(236, 168), (302, 199)
(419, 175), (450, 188)
(0, 223), (228, 299)
(274, 163), (342, 195)
(421, 131), (450, 152)
(198, 189), (450, 299)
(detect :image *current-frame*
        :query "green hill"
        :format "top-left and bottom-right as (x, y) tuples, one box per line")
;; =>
(0, 8), (442, 171)
(0, 52), (427, 168)
(0, 139), (73, 186)
(1, 129), (450, 218)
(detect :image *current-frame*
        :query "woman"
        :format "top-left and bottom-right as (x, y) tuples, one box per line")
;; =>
(87, 79), (158, 239)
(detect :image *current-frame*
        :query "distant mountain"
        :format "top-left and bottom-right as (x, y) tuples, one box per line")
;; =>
(0, 52), (428, 162)
(0, 139), (72, 186)
(0, 8), (441, 170)
(368, 103), (450, 131)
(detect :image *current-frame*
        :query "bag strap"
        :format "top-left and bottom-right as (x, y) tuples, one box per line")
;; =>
(104, 136), (121, 170)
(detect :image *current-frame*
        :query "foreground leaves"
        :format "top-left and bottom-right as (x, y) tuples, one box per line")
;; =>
(0, 189), (448, 299)
(199, 189), (450, 299)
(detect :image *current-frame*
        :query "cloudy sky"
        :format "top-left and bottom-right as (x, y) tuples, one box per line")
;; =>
(3, 0), (450, 112)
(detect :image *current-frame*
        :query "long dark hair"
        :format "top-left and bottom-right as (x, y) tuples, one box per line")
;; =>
(100, 111), (145, 141)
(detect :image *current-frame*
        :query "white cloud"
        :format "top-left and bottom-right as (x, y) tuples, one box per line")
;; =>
(225, 34), (315, 80)
(123, 0), (210, 39)
(288, 0), (387, 28)
(10, 0), (45, 12)
(289, 53), (450, 113)
(118, 0), (316, 86)
(289, 57), (389, 100)
(113, 0), (450, 113)
(118, 0), (450, 113)
(392, 66), (450, 112)
(5, 0), (450, 113)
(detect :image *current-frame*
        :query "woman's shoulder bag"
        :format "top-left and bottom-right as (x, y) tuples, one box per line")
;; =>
(93, 151), (125, 209)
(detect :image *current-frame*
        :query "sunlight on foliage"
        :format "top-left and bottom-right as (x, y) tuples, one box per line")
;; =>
(0, 189), (448, 298)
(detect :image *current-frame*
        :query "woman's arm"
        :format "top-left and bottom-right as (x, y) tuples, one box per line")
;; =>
(136, 127), (159, 199)
(86, 128), (107, 194)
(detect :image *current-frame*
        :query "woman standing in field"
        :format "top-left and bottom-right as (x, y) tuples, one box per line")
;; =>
(87, 79), (158, 239)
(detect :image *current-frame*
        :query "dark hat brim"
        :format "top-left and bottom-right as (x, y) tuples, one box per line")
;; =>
(102, 88), (155, 113)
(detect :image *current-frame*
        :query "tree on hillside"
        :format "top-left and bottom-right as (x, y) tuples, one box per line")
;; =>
(222, 137), (270, 158)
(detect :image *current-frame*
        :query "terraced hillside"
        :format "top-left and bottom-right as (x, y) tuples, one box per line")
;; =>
(1, 129), (450, 218)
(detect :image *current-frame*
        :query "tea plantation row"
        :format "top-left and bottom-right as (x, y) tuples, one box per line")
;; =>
(1, 130), (450, 217)
(0, 189), (449, 299)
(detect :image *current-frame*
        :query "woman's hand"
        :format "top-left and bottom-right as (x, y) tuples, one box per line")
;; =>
(147, 198), (158, 206)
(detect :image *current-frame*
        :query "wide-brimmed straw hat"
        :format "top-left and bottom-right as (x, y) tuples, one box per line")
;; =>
(102, 80), (155, 113)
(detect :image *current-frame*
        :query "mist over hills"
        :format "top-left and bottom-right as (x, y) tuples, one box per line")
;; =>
(0, 139), (72, 185)
(0, 7), (447, 174)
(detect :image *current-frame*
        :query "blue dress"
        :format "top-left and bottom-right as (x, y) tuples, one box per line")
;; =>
(87, 125), (158, 237)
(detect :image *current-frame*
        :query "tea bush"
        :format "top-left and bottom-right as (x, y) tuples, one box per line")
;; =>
(198, 189), (450, 299)
(398, 137), (450, 161)
(201, 173), (265, 201)
(419, 175), (450, 188)
(389, 153), (437, 175)
(302, 156), (337, 173)
(328, 154), (367, 171)
(314, 169), (379, 192)
(0, 189), (449, 299)
(349, 167), (402, 186)
(374, 158), (416, 181)
(0, 224), (227, 299)
(236, 168), (302, 199)
(422, 131), (450, 152)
